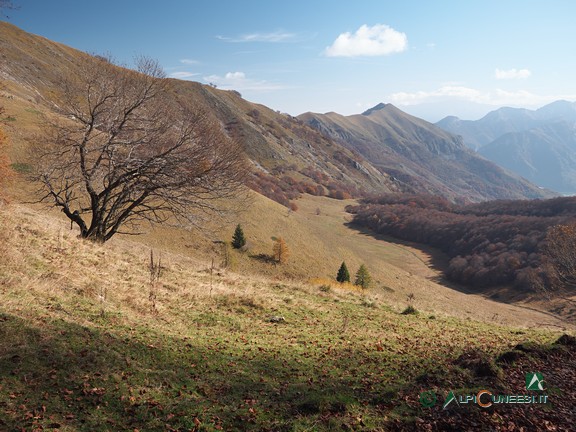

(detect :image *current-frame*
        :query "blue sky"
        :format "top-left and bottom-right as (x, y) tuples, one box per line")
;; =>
(5, 0), (576, 121)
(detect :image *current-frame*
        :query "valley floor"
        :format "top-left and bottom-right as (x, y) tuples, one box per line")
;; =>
(132, 193), (572, 331)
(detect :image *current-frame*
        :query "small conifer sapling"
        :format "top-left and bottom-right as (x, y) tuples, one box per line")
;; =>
(232, 224), (246, 249)
(336, 261), (350, 283)
(354, 264), (372, 289)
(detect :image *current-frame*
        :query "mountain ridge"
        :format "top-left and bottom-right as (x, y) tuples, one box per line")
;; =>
(437, 101), (576, 194)
(0, 21), (553, 203)
(299, 103), (552, 202)
(436, 100), (576, 150)
(0, 21), (400, 204)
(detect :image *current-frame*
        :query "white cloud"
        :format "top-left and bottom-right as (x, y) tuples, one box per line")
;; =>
(390, 86), (485, 105)
(495, 68), (532, 79)
(226, 72), (245, 80)
(169, 71), (200, 79)
(203, 71), (285, 92)
(217, 31), (298, 43)
(324, 24), (407, 57)
(491, 89), (542, 105)
(389, 85), (572, 108)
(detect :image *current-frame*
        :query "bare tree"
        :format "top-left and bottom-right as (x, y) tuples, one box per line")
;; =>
(543, 224), (576, 288)
(31, 56), (247, 242)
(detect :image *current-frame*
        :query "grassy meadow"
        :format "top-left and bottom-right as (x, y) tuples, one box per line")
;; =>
(1, 90), (574, 427)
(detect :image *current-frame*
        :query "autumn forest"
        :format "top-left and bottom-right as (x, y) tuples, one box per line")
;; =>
(347, 194), (576, 294)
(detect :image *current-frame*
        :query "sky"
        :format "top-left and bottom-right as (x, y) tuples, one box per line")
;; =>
(4, 0), (576, 121)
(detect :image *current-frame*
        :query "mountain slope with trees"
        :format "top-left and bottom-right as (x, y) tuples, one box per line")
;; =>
(1, 21), (553, 205)
(0, 21), (396, 208)
(347, 194), (576, 304)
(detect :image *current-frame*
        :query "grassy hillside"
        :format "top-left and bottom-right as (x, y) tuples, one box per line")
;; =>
(1, 203), (575, 431)
(0, 20), (396, 209)
(1, 20), (556, 206)
(1, 84), (570, 325)
(80, 191), (571, 329)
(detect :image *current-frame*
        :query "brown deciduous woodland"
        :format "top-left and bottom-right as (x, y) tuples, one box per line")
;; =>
(347, 194), (576, 293)
(245, 166), (358, 209)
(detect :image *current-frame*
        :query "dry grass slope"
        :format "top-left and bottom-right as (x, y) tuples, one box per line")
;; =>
(0, 20), (395, 205)
(0, 204), (574, 430)
(129, 192), (575, 330)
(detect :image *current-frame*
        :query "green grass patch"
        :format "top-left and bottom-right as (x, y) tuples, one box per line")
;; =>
(24, 107), (41, 115)
(0, 298), (561, 431)
(401, 305), (418, 315)
(10, 162), (32, 174)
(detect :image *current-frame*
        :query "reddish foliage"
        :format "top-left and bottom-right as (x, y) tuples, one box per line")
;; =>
(245, 172), (303, 208)
(246, 165), (362, 208)
(347, 193), (576, 292)
(328, 189), (352, 200)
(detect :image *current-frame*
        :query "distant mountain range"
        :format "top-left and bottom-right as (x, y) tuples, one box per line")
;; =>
(299, 103), (549, 202)
(399, 100), (498, 124)
(437, 101), (576, 194)
(0, 21), (554, 203)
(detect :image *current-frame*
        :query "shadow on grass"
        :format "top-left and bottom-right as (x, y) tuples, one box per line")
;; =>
(249, 253), (277, 265)
(1, 311), (574, 431)
(0, 313), (397, 431)
(344, 221), (499, 297)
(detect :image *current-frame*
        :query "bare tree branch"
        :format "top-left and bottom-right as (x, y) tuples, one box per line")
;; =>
(29, 56), (248, 242)
(543, 224), (576, 288)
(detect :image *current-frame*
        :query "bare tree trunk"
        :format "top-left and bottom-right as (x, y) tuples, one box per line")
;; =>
(30, 55), (248, 242)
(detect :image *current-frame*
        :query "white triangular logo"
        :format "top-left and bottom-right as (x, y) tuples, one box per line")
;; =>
(528, 374), (544, 390)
